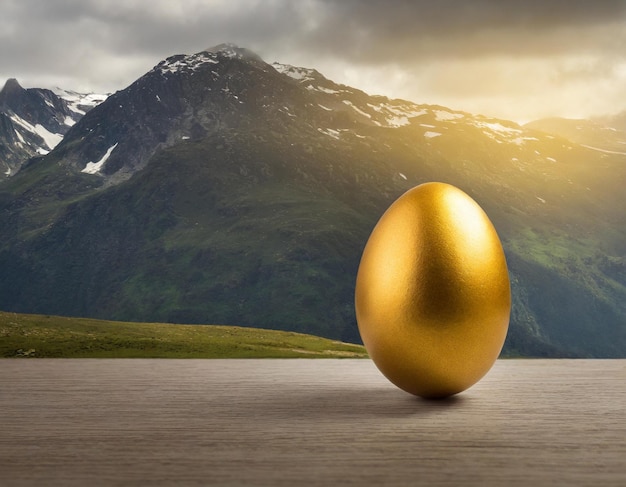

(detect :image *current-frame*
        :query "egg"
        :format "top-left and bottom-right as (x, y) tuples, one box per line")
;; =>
(355, 182), (510, 398)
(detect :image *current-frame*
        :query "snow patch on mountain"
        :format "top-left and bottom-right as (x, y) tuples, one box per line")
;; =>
(581, 144), (626, 155)
(475, 121), (522, 135)
(14, 129), (25, 144)
(273, 63), (317, 82)
(343, 100), (371, 119)
(312, 85), (341, 94)
(34, 124), (63, 149)
(434, 110), (465, 122)
(155, 44), (266, 77)
(367, 102), (428, 127)
(82, 143), (118, 174)
(318, 128), (341, 139)
(10, 113), (63, 149)
(512, 136), (540, 145)
(53, 88), (108, 115)
(157, 52), (219, 76)
(472, 120), (549, 146)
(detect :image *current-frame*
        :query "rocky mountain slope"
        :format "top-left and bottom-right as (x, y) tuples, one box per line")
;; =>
(0, 44), (624, 357)
(0, 78), (106, 176)
(525, 117), (626, 154)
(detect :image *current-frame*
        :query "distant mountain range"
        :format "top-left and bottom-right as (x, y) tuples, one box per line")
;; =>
(525, 117), (626, 154)
(1, 43), (625, 357)
(0, 78), (106, 176)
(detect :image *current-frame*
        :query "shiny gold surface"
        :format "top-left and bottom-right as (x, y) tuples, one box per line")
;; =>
(355, 182), (510, 398)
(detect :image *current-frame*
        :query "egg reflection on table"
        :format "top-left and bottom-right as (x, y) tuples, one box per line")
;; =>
(355, 182), (511, 398)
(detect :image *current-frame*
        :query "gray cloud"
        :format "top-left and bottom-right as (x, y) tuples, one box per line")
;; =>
(292, 0), (626, 61)
(1, 0), (625, 121)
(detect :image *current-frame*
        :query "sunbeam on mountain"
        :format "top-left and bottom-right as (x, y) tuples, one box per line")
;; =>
(1, 44), (625, 357)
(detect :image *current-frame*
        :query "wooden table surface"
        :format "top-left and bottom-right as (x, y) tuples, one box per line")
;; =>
(1, 359), (625, 486)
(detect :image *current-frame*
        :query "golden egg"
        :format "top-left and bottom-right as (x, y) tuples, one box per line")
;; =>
(355, 182), (510, 398)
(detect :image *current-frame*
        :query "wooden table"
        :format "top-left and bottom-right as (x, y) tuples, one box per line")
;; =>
(1, 359), (625, 486)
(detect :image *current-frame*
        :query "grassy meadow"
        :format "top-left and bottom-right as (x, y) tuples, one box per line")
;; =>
(0, 311), (367, 358)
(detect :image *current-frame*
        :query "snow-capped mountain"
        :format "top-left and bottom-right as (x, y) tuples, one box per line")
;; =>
(0, 43), (625, 358)
(0, 78), (107, 176)
(51, 88), (108, 116)
(39, 43), (586, 188)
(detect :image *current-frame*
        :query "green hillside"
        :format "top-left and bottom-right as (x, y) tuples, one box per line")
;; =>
(0, 311), (367, 358)
(1, 47), (625, 357)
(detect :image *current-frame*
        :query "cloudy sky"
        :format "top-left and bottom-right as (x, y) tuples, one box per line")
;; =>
(2, 0), (626, 122)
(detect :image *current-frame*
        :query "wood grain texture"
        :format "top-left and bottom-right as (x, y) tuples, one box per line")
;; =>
(1, 359), (625, 486)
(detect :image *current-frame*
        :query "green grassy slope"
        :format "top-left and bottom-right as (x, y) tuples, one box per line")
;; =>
(2, 85), (626, 357)
(0, 311), (367, 358)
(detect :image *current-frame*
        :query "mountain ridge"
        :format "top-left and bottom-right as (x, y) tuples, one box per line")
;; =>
(524, 117), (626, 154)
(1, 44), (625, 357)
(0, 77), (107, 176)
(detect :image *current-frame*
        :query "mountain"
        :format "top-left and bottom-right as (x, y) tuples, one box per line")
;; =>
(0, 78), (106, 176)
(0, 43), (625, 357)
(525, 117), (626, 155)
(598, 110), (626, 133)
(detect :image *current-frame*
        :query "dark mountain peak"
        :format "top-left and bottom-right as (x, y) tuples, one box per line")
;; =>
(1, 78), (24, 95)
(152, 44), (267, 79)
(0, 79), (26, 106)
